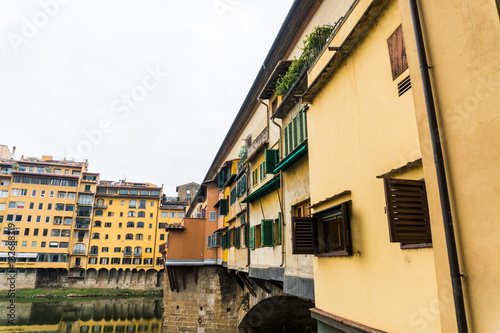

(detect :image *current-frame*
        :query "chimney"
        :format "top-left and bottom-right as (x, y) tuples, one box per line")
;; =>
(10, 146), (16, 159)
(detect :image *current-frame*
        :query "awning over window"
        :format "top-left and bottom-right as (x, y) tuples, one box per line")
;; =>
(273, 144), (308, 173)
(241, 177), (280, 204)
(0, 252), (37, 258)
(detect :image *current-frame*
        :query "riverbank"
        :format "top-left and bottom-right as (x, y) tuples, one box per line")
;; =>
(0, 287), (163, 301)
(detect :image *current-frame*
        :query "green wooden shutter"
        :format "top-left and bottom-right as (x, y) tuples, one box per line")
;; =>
(235, 227), (240, 249)
(222, 234), (226, 250)
(226, 229), (231, 248)
(261, 219), (274, 247)
(278, 212), (282, 245)
(249, 226), (255, 250)
(219, 199), (228, 216)
(230, 187), (236, 205)
(292, 116), (298, 150)
(265, 149), (278, 174)
(284, 124), (289, 156)
(288, 124), (293, 154)
(298, 111), (305, 143)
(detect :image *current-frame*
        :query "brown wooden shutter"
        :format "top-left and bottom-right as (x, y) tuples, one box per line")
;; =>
(292, 217), (314, 254)
(387, 25), (408, 80)
(384, 178), (432, 243)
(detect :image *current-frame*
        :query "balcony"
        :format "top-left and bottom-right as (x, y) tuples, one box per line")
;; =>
(94, 203), (107, 209)
(74, 224), (89, 230)
(246, 127), (268, 161)
(123, 252), (132, 257)
(76, 210), (91, 217)
(133, 252), (142, 257)
(0, 170), (12, 175)
(72, 250), (85, 255)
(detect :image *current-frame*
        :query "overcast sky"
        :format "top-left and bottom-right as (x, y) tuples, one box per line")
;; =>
(0, 0), (294, 195)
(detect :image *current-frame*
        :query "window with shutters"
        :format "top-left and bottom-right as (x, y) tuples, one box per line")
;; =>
(265, 149), (279, 174)
(218, 198), (228, 216)
(292, 201), (313, 254)
(274, 213), (282, 246)
(230, 187), (237, 206)
(207, 235), (213, 249)
(236, 175), (247, 197)
(261, 220), (274, 247)
(252, 168), (258, 187)
(284, 108), (308, 156)
(259, 162), (266, 182)
(249, 226), (255, 250)
(387, 25), (408, 81)
(313, 201), (352, 257)
(383, 178), (432, 245)
(235, 227), (241, 249)
(209, 211), (217, 221)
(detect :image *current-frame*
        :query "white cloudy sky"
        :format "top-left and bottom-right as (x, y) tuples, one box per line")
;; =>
(0, 0), (294, 195)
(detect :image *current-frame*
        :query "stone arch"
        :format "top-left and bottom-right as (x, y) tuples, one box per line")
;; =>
(124, 268), (132, 285)
(238, 296), (316, 333)
(97, 268), (108, 286)
(146, 269), (157, 285)
(86, 268), (98, 285)
(109, 268), (117, 284)
(117, 268), (124, 285)
(138, 269), (146, 286)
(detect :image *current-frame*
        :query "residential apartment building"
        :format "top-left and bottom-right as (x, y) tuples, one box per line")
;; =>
(0, 145), (190, 289)
(163, 0), (499, 332)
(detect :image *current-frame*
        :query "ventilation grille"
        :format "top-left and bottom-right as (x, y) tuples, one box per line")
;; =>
(398, 75), (411, 96)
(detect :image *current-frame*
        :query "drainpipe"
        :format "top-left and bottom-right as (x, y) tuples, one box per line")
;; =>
(266, 101), (287, 268)
(408, 1), (468, 332)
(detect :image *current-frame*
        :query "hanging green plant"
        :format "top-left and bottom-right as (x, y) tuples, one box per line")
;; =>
(274, 25), (335, 96)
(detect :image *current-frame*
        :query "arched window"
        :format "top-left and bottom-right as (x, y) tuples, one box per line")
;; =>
(95, 210), (103, 216)
(124, 246), (132, 255)
(128, 211), (136, 217)
(126, 233), (133, 240)
(134, 246), (142, 256)
(137, 222), (144, 228)
(92, 233), (100, 239)
(139, 200), (146, 209)
(96, 198), (105, 207)
(126, 221), (134, 228)
(93, 221), (101, 227)
(90, 246), (98, 255)
(129, 200), (137, 208)
(135, 234), (143, 240)
(73, 243), (86, 254)
(138, 211), (146, 217)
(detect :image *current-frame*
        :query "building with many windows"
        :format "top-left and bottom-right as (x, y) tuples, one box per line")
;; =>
(0, 145), (189, 289)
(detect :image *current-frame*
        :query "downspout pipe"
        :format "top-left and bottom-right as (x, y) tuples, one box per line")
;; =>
(408, 1), (468, 332)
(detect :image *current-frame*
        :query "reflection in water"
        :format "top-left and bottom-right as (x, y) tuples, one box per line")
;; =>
(0, 297), (162, 333)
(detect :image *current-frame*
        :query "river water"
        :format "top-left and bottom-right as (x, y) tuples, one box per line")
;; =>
(0, 297), (163, 333)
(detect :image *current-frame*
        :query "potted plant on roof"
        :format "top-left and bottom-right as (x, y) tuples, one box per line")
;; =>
(11, 164), (19, 171)
(44, 166), (53, 173)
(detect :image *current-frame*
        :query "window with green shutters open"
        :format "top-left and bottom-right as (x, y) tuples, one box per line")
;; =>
(284, 107), (308, 157)
(218, 198), (228, 216)
(313, 201), (352, 257)
(259, 161), (267, 182)
(383, 178), (432, 245)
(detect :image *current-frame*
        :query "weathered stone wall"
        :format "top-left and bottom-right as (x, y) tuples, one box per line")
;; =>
(0, 268), (163, 290)
(163, 266), (241, 332)
(0, 268), (37, 290)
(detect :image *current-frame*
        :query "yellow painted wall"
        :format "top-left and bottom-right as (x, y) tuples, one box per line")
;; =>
(0, 161), (84, 270)
(306, 0), (440, 331)
(397, 0), (500, 331)
(87, 188), (161, 271)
